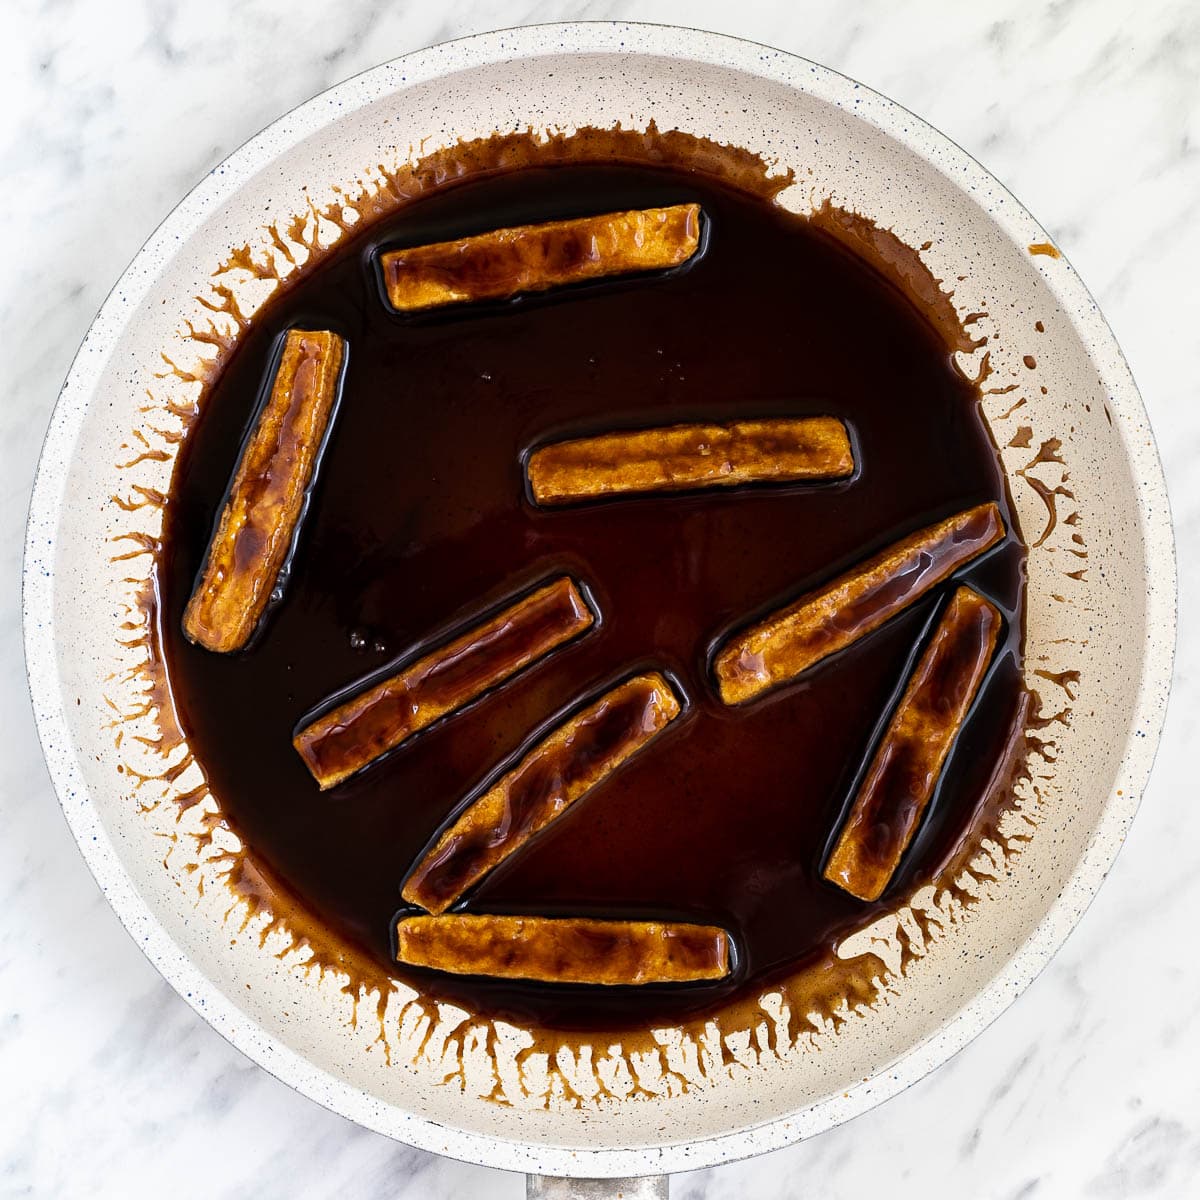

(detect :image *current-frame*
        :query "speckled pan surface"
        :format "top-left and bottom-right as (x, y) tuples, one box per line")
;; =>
(22, 23), (1175, 1178)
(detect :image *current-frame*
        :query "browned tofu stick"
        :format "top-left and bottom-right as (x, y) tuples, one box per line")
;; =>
(824, 586), (1002, 901)
(294, 578), (595, 789)
(714, 503), (1005, 705)
(527, 417), (854, 506)
(380, 204), (702, 312)
(395, 913), (730, 984)
(183, 329), (345, 653)
(402, 673), (681, 913)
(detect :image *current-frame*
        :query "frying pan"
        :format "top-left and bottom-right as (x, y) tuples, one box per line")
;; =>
(22, 23), (1175, 1197)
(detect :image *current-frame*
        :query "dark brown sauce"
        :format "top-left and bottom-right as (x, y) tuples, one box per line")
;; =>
(158, 162), (1026, 1032)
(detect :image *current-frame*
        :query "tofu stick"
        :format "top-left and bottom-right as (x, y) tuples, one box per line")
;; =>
(294, 578), (595, 789)
(402, 673), (681, 913)
(380, 204), (702, 312)
(714, 503), (1005, 705)
(183, 329), (345, 653)
(527, 417), (854, 505)
(395, 913), (730, 985)
(824, 586), (1002, 901)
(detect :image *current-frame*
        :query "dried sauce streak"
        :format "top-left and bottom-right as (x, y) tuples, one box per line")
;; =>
(159, 161), (1027, 1032)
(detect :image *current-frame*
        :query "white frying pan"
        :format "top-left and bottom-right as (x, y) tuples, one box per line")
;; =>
(22, 24), (1175, 1197)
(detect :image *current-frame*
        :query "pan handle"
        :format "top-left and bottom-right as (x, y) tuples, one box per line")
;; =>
(526, 1176), (669, 1199)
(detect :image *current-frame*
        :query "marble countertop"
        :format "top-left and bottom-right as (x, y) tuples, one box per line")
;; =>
(3, 1), (1198, 1196)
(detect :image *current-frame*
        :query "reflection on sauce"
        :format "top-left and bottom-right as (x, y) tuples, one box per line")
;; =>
(396, 912), (729, 984)
(294, 577), (595, 789)
(157, 159), (1028, 1034)
(527, 417), (854, 505)
(380, 204), (702, 312)
(402, 673), (681, 914)
(182, 329), (345, 653)
(714, 504), (1004, 704)
(824, 586), (1002, 901)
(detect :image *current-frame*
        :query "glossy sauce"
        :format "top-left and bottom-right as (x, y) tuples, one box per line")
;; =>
(294, 576), (594, 789)
(715, 502), (1005, 703)
(825, 586), (1003, 901)
(380, 203), (701, 311)
(158, 162), (1026, 1031)
(402, 673), (680, 914)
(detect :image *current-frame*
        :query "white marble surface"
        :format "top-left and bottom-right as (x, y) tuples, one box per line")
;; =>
(2, 0), (1198, 1196)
